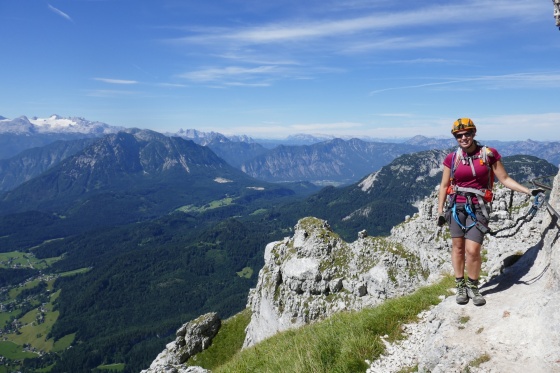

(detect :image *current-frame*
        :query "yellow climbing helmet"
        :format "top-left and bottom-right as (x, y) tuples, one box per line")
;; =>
(451, 118), (476, 134)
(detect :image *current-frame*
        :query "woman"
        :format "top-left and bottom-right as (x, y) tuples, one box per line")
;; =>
(437, 118), (537, 306)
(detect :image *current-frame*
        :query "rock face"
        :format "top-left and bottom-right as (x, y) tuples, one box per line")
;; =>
(243, 182), (548, 349)
(243, 215), (437, 348)
(368, 171), (560, 373)
(416, 172), (560, 373)
(144, 171), (558, 372)
(140, 313), (220, 373)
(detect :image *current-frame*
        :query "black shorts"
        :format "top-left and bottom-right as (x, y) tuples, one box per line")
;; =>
(445, 203), (488, 244)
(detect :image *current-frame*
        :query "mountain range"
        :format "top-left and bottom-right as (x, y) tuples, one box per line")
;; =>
(0, 114), (558, 372)
(2, 115), (560, 189)
(0, 128), (302, 252)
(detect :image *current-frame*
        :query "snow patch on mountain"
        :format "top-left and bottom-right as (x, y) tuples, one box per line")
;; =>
(214, 177), (233, 183)
(0, 115), (124, 135)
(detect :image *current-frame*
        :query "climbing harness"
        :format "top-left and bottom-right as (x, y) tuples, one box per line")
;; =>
(446, 142), (493, 233)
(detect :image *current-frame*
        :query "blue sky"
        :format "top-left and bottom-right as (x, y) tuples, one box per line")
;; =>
(1, 0), (560, 140)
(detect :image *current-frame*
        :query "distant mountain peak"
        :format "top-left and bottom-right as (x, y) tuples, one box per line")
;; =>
(0, 115), (124, 135)
(172, 128), (256, 145)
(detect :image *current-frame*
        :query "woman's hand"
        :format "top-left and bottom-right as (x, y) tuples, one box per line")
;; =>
(437, 213), (446, 227)
(531, 188), (545, 196)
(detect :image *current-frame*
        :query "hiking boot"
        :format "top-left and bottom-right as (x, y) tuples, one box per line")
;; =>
(466, 279), (486, 306)
(455, 279), (468, 305)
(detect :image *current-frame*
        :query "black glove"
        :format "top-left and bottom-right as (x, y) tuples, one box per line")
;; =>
(437, 214), (446, 227)
(531, 188), (545, 196)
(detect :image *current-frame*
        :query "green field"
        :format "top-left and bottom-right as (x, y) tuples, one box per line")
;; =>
(4, 289), (75, 352)
(0, 251), (63, 270)
(59, 267), (91, 277)
(97, 363), (126, 371)
(0, 259), (83, 365)
(176, 197), (234, 213)
(236, 267), (254, 279)
(0, 341), (38, 359)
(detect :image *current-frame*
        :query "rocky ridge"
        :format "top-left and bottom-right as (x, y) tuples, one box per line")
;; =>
(144, 173), (558, 372)
(141, 313), (220, 373)
(242, 182), (544, 348)
(367, 172), (560, 373)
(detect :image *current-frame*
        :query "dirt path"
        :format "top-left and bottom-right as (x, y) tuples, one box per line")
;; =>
(369, 241), (560, 373)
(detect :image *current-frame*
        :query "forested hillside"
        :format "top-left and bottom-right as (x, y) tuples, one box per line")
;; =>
(0, 136), (556, 372)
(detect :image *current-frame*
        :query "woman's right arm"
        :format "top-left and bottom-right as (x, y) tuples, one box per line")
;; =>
(438, 166), (451, 214)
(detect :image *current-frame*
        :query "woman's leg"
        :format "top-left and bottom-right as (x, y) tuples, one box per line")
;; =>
(451, 237), (468, 304)
(465, 239), (482, 280)
(464, 239), (486, 305)
(451, 237), (466, 278)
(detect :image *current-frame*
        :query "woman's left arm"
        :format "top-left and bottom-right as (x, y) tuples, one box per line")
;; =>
(492, 160), (531, 195)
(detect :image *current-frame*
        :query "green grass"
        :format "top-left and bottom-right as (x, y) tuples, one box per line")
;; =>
(58, 267), (91, 277)
(4, 289), (73, 353)
(8, 278), (42, 298)
(0, 251), (63, 270)
(97, 363), (125, 371)
(186, 276), (454, 373)
(468, 353), (491, 369)
(250, 209), (268, 216)
(236, 267), (254, 279)
(0, 341), (38, 359)
(0, 309), (22, 328)
(176, 198), (234, 213)
(35, 364), (55, 372)
(52, 333), (76, 352)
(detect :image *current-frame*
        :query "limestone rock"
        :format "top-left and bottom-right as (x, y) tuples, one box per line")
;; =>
(243, 212), (447, 347)
(243, 181), (549, 350)
(368, 171), (560, 373)
(141, 313), (219, 373)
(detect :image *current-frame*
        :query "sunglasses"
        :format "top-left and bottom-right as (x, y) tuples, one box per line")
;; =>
(454, 131), (474, 139)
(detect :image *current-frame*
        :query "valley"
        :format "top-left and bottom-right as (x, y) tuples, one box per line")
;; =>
(0, 251), (87, 372)
(0, 119), (558, 372)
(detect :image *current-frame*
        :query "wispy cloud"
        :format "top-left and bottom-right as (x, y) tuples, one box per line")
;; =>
(156, 83), (188, 88)
(172, 0), (540, 48)
(290, 121), (363, 132)
(94, 78), (139, 85)
(369, 72), (560, 94)
(86, 89), (140, 98)
(386, 58), (451, 65)
(225, 82), (271, 87)
(223, 122), (363, 138)
(165, 0), (543, 87)
(473, 113), (560, 141)
(342, 34), (470, 54)
(178, 66), (282, 83)
(47, 4), (73, 23)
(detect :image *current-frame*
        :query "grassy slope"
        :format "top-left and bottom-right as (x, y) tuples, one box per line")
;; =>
(184, 276), (454, 373)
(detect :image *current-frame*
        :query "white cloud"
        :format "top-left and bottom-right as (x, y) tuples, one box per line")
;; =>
(47, 4), (73, 22)
(290, 121), (363, 132)
(172, 0), (541, 47)
(369, 72), (560, 94)
(179, 65), (281, 82)
(86, 89), (139, 97)
(94, 78), (139, 85)
(477, 113), (560, 140)
(164, 0), (545, 88)
(209, 112), (560, 141)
